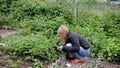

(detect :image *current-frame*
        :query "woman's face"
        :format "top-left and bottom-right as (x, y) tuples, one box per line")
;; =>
(59, 33), (64, 39)
(58, 32), (65, 39)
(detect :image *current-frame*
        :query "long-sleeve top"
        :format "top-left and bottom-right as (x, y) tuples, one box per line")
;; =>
(62, 31), (90, 52)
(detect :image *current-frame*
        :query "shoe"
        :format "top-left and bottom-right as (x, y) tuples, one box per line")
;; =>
(71, 58), (84, 63)
(69, 56), (75, 59)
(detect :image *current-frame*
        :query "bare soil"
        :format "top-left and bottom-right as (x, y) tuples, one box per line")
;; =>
(0, 29), (13, 34)
(98, 61), (120, 68)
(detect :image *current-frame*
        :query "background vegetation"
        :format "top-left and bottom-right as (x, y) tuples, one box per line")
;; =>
(0, 0), (120, 67)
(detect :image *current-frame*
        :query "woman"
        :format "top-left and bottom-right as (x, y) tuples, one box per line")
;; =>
(57, 25), (90, 63)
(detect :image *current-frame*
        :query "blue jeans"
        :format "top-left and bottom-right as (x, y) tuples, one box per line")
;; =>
(66, 43), (90, 60)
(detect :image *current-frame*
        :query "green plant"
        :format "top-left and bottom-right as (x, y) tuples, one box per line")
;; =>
(6, 59), (19, 68)
(17, 26), (31, 35)
(103, 11), (120, 38)
(33, 59), (43, 68)
(0, 0), (74, 27)
(25, 56), (33, 61)
(16, 59), (23, 64)
(2, 55), (10, 59)
(5, 32), (63, 61)
(1, 0), (120, 65)
(9, 63), (19, 68)
(98, 38), (120, 62)
(0, 35), (2, 40)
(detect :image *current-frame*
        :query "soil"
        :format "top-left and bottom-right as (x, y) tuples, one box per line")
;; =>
(97, 61), (120, 68)
(60, 58), (120, 68)
(0, 49), (33, 68)
(0, 29), (13, 34)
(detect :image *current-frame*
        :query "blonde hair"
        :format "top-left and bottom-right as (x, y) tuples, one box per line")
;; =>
(57, 25), (69, 40)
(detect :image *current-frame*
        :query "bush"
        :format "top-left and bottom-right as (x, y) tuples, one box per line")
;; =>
(70, 12), (106, 56)
(0, 0), (18, 25)
(103, 11), (120, 38)
(99, 38), (120, 62)
(0, 0), (74, 26)
(5, 33), (63, 61)
(1, 0), (120, 63)
(0, 0), (74, 38)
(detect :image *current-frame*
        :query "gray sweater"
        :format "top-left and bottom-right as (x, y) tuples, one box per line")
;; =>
(62, 31), (90, 52)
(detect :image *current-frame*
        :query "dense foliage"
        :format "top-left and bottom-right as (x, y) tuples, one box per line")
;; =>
(71, 11), (120, 62)
(0, 0), (73, 27)
(5, 33), (62, 61)
(103, 11), (120, 38)
(98, 37), (120, 62)
(0, 0), (120, 67)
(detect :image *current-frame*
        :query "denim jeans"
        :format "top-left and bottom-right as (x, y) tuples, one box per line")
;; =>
(66, 43), (90, 60)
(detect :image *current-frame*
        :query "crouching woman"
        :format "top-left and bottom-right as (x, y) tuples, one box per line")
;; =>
(57, 25), (90, 63)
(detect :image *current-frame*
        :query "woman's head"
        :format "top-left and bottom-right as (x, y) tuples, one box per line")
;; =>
(57, 25), (69, 40)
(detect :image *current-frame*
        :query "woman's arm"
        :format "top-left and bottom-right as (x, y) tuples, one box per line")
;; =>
(62, 35), (80, 52)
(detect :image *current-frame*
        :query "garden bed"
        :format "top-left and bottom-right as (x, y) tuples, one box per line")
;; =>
(0, 26), (120, 68)
(0, 49), (33, 68)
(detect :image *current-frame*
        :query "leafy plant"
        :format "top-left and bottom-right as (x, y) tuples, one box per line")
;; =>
(103, 11), (120, 38)
(98, 38), (120, 62)
(33, 59), (43, 68)
(1, 0), (120, 66)
(5, 32), (63, 61)
(0, 35), (2, 40)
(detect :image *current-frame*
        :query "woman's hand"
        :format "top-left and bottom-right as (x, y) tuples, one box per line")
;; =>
(57, 46), (63, 51)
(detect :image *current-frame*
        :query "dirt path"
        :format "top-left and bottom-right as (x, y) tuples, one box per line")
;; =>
(60, 58), (120, 68)
(0, 29), (16, 38)
(48, 55), (120, 68)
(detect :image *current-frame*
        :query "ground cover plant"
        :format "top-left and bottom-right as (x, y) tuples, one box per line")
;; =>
(0, 0), (120, 68)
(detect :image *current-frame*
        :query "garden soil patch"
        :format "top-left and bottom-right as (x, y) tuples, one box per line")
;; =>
(97, 61), (120, 68)
(0, 49), (33, 68)
(0, 29), (13, 34)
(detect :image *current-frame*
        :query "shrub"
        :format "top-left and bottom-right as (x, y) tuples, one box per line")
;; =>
(0, 0), (74, 26)
(98, 38), (120, 62)
(70, 12), (106, 57)
(103, 11), (120, 38)
(5, 33), (63, 61)
(1, 0), (120, 63)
